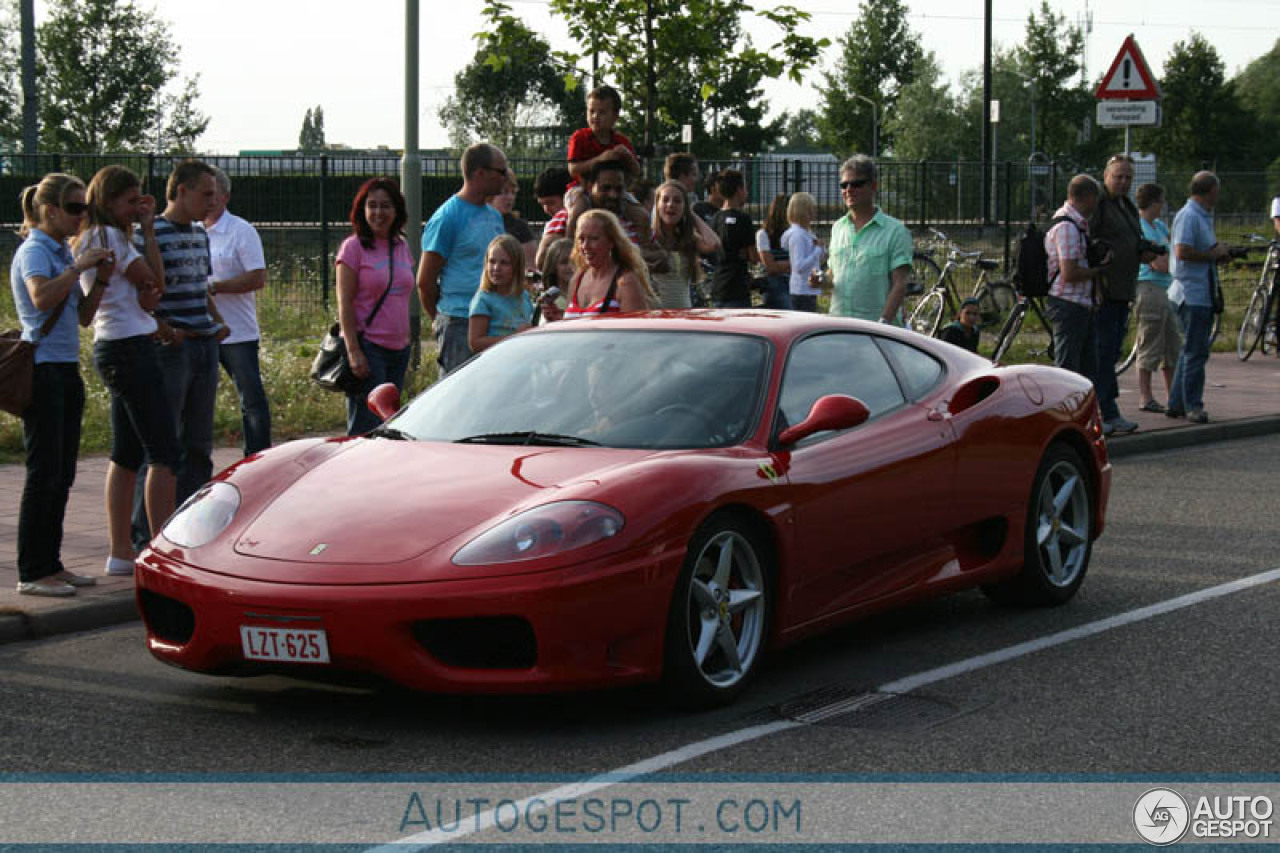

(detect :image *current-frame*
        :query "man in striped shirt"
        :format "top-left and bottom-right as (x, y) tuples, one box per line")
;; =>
(132, 160), (226, 547)
(1045, 174), (1111, 396)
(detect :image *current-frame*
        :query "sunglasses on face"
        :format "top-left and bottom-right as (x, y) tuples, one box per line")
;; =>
(62, 201), (89, 215)
(839, 179), (870, 190)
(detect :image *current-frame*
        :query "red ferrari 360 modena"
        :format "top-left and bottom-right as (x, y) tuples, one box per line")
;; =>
(137, 311), (1110, 707)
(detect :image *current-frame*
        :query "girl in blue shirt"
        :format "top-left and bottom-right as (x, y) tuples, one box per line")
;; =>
(9, 173), (112, 596)
(468, 235), (534, 354)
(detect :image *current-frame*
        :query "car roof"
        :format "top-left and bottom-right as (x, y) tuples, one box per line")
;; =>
(526, 309), (991, 369)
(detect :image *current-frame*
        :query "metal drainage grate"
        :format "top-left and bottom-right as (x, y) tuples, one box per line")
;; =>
(777, 685), (963, 730)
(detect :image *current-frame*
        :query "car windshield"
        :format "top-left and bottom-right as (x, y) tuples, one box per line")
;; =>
(389, 329), (770, 449)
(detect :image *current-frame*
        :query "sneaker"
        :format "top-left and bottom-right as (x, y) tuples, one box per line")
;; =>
(1102, 420), (1115, 437)
(104, 556), (135, 576)
(17, 578), (76, 597)
(54, 570), (97, 588)
(1104, 416), (1139, 435)
(1188, 409), (1209, 424)
(1165, 407), (1186, 419)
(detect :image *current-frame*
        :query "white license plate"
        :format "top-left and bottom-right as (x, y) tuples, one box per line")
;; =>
(240, 625), (330, 664)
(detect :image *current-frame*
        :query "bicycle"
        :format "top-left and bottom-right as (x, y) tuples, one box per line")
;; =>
(906, 230), (1013, 338)
(990, 282), (1056, 365)
(1237, 236), (1279, 360)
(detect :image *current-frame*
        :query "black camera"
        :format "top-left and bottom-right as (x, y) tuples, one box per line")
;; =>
(1137, 238), (1168, 257)
(1086, 238), (1112, 268)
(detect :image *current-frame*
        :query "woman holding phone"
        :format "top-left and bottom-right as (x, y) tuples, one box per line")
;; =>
(75, 165), (179, 577)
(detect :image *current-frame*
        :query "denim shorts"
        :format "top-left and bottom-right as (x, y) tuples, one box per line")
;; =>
(92, 334), (181, 471)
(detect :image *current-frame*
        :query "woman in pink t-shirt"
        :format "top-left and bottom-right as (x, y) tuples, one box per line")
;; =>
(335, 178), (415, 435)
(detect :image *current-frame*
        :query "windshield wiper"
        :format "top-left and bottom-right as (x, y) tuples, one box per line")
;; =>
(367, 426), (415, 441)
(454, 431), (599, 447)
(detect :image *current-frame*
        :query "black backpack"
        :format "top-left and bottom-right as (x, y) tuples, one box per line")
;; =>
(1014, 217), (1075, 298)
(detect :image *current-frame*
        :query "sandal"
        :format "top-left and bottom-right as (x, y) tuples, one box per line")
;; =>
(1139, 400), (1166, 413)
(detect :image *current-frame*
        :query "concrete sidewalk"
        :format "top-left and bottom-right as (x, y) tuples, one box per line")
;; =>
(2, 352), (1278, 645)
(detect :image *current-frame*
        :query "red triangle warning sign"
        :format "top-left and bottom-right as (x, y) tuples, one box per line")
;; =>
(1096, 35), (1162, 100)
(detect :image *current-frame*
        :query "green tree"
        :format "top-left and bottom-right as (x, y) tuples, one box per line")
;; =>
(773, 108), (822, 152)
(1230, 37), (1280, 169)
(298, 104), (326, 152)
(1011, 1), (1094, 163)
(883, 52), (966, 161)
(1157, 32), (1250, 170)
(439, 3), (584, 153)
(480, 0), (826, 158)
(817, 0), (922, 156)
(0, 2), (18, 145)
(36, 0), (207, 152)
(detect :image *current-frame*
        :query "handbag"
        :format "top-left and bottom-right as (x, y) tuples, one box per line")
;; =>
(310, 242), (397, 393)
(0, 293), (71, 417)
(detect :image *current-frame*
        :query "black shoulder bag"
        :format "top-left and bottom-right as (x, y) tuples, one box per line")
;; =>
(310, 243), (397, 393)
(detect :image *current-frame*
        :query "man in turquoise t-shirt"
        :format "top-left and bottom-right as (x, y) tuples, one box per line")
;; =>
(417, 143), (508, 376)
(815, 154), (913, 324)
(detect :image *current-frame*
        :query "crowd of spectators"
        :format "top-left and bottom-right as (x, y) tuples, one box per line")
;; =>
(11, 81), (1271, 598)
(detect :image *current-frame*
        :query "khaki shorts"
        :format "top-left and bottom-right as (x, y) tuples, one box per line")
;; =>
(1134, 281), (1181, 370)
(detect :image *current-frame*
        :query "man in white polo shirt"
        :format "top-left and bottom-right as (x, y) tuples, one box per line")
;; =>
(205, 166), (270, 455)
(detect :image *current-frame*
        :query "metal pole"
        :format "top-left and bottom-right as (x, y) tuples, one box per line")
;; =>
(402, 0), (423, 367)
(20, 0), (37, 155)
(320, 154), (330, 312)
(981, 0), (992, 225)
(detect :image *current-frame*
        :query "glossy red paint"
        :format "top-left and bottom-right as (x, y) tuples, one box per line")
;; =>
(136, 311), (1110, 695)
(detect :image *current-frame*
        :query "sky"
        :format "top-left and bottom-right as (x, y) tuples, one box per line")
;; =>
(61, 0), (1278, 153)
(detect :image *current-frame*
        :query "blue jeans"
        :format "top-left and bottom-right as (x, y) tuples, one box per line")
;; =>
(346, 337), (411, 436)
(1168, 303), (1213, 413)
(762, 275), (792, 310)
(132, 334), (220, 549)
(219, 340), (272, 455)
(1045, 296), (1097, 381)
(791, 294), (819, 313)
(1094, 300), (1130, 420)
(18, 363), (83, 583)
(435, 314), (472, 377)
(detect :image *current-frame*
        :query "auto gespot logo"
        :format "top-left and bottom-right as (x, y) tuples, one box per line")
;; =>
(1134, 788), (1275, 845)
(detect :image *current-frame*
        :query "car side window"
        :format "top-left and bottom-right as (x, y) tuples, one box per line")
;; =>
(777, 333), (907, 431)
(876, 338), (945, 400)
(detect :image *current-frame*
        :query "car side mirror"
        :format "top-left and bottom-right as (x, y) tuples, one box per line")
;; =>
(777, 394), (870, 446)
(367, 382), (401, 421)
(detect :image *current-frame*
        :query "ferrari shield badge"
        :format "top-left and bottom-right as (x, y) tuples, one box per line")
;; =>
(309, 543), (329, 556)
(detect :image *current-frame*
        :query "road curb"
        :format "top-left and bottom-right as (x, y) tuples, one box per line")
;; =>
(1107, 414), (1280, 459)
(0, 592), (138, 645)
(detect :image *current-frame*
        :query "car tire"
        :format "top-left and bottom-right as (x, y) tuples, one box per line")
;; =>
(663, 515), (770, 709)
(983, 444), (1092, 607)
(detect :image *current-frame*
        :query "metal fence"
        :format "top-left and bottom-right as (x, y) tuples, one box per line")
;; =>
(2, 152), (1275, 323)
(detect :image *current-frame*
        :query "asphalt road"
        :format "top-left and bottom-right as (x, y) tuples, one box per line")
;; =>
(3, 436), (1278, 846)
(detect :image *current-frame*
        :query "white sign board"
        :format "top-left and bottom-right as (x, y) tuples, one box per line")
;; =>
(681, 124), (692, 144)
(1096, 100), (1160, 128)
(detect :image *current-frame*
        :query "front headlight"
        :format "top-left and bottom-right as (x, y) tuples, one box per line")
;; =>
(452, 501), (625, 566)
(161, 482), (241, 548)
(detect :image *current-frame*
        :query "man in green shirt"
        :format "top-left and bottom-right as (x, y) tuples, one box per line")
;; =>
(814, 154), (913, 323)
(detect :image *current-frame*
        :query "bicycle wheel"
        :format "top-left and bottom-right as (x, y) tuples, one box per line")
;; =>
(1209, 311), (1222, 348)
(1115, 309), (1138, 376)
(991, 303), (1026, 364)
(1237, 285), (1268, 361)
(908, 290), (946, 337)
(903, 253), (942, 325)
(973, 281), (1010, 330)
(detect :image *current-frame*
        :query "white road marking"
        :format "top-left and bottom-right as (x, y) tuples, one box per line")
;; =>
(373, 566), (1280, 849)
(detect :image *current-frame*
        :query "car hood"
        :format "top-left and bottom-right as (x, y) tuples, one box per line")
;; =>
(230, 438), (654, 570)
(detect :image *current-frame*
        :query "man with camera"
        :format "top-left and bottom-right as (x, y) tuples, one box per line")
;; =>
(1045, 175), (1112, 396)
(1089, 154), (1158, 435)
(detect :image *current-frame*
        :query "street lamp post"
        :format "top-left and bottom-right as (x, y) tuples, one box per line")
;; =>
(851, 92), (880, 159)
